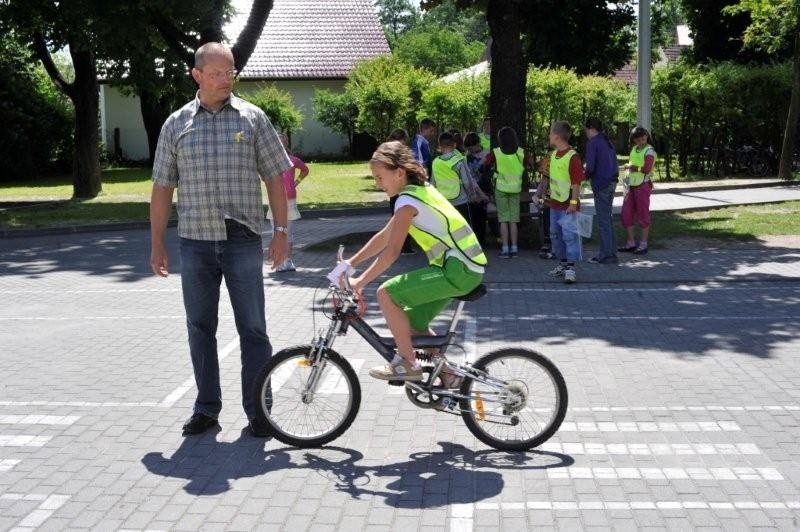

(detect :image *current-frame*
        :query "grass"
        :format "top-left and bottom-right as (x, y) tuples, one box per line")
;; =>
(2, 164), (799, 239)
(0, 162), (384, 229)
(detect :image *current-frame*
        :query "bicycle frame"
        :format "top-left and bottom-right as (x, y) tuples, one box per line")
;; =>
(307, 290), (516, 415)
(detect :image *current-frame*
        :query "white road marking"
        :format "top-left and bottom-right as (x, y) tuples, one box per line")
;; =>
(571, 405), (800, 413)
(0, 435), (52, 448)
(0, 493), (71, 531)
(0, 401), (158, 408)
(474, 500), (800, 511)
(540, 442), (761, 456)
(449, 503), (474, 532)
(490, 284), (800, 293)
(0, 459), (21, 472)
(159, 337), (239, 408)
(558, 421), (741, 432)
(486, 315), (799, 321)
(0, 415), (80, 426)
(547, 466), (783, 481)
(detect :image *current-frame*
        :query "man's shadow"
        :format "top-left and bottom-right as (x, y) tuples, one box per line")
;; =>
(141, 428), (292, 496)
(301, 441), (574, 509)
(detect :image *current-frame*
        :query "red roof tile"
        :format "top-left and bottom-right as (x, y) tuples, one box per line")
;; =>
(227, 0), (391, 79)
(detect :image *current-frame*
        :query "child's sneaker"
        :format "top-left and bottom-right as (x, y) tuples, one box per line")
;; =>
(563, 267), (576, 283)
(539, 247), (555, 259)
(510, 249), (518, 258)
(369, 360), (423, 381)
(275, 259), (296, 272)
(548, 263), (567, 277)
(499, 250), (510, 259)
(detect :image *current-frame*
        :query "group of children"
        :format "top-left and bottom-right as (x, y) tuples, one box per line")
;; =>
(274, 117), (656, 281)
(399, 117), (657, 284)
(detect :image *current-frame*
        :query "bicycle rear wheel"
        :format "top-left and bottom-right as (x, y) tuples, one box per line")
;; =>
(459, 348), (567, 452)
(252, 345), (361, 448)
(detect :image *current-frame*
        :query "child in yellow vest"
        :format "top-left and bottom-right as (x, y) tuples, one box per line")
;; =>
(482, 127), (533, 258)
(542, 121), (585, 283)
(619, 127), (656, 255)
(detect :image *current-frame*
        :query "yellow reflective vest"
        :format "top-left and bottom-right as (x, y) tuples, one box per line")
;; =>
(549, 149), (576, 202)
(398, 183), (487, 268)
(432, 152), (466, 200)
(493, 148), (525, 193)
(628, 144), (655, 186)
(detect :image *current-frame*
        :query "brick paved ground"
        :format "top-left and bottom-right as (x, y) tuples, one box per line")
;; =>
(1, 206), (800, 531)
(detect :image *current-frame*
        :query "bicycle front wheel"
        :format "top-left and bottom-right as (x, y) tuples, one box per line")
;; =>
(459, 348), (568, 452)
(252, 345), (361, 448)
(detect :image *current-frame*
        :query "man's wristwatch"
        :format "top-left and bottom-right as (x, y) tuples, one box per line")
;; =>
(273, 225), (288, 235)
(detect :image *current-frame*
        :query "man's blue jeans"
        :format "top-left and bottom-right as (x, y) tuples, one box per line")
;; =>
(593, 181), (618, 261)
(179, 220), (271, 420)
(549, 208), (581, 263)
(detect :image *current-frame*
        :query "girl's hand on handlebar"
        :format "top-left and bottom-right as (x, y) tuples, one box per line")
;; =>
(326, 260), (353, 286)
(349, 276), (365, 294)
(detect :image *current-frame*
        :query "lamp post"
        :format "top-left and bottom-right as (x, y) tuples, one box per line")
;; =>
(637, 0), (652, 130)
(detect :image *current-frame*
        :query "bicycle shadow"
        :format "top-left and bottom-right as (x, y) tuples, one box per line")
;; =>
(141, 427), (293, 496)
(299, 441), (574, 509)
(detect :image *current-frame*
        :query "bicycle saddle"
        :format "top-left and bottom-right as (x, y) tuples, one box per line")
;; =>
(454, 283), (487, 302)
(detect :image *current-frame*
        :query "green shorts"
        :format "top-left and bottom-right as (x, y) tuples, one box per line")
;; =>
(495, 191), (520, 223)
(382, 258), (484, 331)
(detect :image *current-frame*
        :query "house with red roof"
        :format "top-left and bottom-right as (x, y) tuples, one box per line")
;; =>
(100, 0), (390, 160)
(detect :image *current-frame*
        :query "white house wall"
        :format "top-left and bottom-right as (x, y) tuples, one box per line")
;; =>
(100, 85), (150, 162)
(100, 79), (348, 161)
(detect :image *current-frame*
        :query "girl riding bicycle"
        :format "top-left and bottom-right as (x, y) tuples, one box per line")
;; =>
(328, 141), (487, 382)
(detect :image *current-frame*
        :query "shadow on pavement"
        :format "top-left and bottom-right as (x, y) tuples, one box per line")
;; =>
(301, 442), (573, 508)
(141, 427), (293, 496)
(141, 437), (573, 505)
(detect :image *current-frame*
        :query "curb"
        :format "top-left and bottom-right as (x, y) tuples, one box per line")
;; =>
(1, 181), (796, 239)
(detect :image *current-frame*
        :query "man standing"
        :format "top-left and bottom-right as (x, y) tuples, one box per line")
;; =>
(584, 118), (619, 264)
(412, 118), (436, 178)
(150, 42), (292, 437)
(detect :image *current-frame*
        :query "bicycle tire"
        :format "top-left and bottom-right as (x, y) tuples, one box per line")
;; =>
(252, 345), (361, 448)
(459, 348), (568, 452)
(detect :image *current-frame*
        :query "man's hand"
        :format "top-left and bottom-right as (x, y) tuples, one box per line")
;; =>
(268, 232), (289, 269)
(150, 242), (169, 277)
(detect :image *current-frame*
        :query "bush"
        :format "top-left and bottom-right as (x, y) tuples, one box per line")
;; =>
(313, 89), (359, 155)
(526, 67), (634, 156)
(346, 55), (435, 140)
(243, 83), (303, 133)
(652, 61), (791, 178)
(0, 34), (73, 181)
(419, 73), (489, 134)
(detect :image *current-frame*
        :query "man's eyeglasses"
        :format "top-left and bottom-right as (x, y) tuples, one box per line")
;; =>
(201, 69), (238, 81)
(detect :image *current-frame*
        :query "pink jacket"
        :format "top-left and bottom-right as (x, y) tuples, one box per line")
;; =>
(282, 154), (309, 200)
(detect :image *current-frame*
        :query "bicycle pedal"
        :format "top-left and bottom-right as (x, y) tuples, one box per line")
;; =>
(387, 380), (405, 387)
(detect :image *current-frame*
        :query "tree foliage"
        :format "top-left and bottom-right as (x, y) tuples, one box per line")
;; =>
(374, 0), (421, 42)
(393, 27), (485, 76)
(680, 0), (790, 63)
(0, 33), (72, 181)
(243, 84), (303, 133)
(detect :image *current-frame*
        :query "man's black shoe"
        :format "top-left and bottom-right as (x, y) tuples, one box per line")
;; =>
(248, 417), (271, 438)
(182, 413), (218, 436)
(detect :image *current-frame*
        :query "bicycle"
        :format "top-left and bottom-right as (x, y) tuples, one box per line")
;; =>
(251, 247), (568, 452)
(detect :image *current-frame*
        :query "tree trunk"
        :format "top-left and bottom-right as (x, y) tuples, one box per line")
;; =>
(70, 48), (102, 199)
(139, 90), (173, 165)
(779, 29), (800, 180)
(486, 0), (526, 147)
